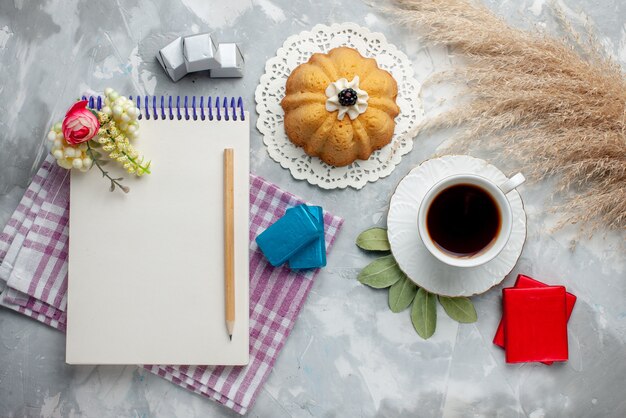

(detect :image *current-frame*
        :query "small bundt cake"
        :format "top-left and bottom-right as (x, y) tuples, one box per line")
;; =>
(281, 47), (399, 167)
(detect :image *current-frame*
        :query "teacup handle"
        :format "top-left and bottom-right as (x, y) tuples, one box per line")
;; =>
(499, 173), (525, 194)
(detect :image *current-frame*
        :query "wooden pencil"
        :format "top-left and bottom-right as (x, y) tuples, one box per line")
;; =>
(223, 148), (235, 340)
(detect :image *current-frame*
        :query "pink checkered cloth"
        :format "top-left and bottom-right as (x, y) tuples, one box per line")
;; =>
(0, 155), (343, 415)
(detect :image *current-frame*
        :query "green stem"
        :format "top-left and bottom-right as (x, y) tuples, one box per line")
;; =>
(102, 133), (150, 175)
(86, 142), (127, 192)
(123, 151), (151, 174)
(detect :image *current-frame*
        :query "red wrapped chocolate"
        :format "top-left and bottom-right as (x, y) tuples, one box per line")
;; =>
(494, 274), (576, 365)
(503, 286), (569, 363)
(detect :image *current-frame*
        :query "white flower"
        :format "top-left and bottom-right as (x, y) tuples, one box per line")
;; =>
(325, 75), (369, 120)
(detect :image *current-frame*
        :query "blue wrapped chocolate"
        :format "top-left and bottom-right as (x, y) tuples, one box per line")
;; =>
(256, 205), (322, 267)
(289, 206), (327, 270)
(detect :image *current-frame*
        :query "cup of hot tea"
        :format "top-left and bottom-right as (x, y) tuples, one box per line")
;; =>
(417, 173), (525, 268)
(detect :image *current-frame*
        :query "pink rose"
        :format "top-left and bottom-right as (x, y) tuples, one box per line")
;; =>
(62, 100), (100, 145)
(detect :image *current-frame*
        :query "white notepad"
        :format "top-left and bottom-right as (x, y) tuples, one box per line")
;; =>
(66, 102), (250, 365)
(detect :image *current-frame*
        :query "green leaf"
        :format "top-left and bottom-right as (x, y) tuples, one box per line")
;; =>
(411, 288), (437, 339)
(357, 255), (404, 289)
(438, 296), (478, 323)
(356, 227), (391, 251)
(388, 276), (417, 313)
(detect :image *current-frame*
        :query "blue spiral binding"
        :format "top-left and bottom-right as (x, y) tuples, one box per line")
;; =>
(137, 96), (144, 119)
(82, 95), (245, 122)
(82, 95), (102, 111)
(230, 97), (237, 121)
(223, 97), (229, 121)
(144, 96), (149, 120)
(238, 97), (244, 121)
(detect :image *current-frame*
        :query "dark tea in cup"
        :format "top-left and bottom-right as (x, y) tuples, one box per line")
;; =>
(426, 184), (501, 257)
(418, 173), (524, 268)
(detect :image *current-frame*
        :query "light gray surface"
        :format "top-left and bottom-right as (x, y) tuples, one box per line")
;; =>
(1, 0), (625, 417)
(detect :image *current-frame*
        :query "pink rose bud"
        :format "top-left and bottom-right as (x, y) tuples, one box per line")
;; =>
(62, 100), (100, 145)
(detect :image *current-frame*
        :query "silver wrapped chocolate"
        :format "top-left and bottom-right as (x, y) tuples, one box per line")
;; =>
(183, 33), (219, 72)
(156, 37), (187, 82)
(210, 43), (244, 78)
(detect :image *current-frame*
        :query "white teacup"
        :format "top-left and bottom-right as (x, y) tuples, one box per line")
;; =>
(417, 173), (525, 268)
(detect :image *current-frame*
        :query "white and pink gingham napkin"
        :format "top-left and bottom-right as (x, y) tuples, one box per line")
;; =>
(0, 155), (343, 414)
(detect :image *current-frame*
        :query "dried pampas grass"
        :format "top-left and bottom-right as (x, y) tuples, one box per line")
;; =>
(384, 0), (626, 232)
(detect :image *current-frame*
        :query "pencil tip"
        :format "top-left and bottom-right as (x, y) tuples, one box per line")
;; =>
(229, 335), (232, 341)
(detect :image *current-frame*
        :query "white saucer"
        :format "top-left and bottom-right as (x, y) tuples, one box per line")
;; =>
(387, 155), (527, 297)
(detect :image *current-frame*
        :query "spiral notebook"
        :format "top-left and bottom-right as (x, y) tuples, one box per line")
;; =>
(66, 96), (250, 365)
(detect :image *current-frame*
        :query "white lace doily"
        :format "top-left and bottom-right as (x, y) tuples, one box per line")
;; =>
(255, 22), (423, 190)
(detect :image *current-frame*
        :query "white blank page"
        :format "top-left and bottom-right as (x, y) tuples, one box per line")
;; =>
(66, 112), (250, 365)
